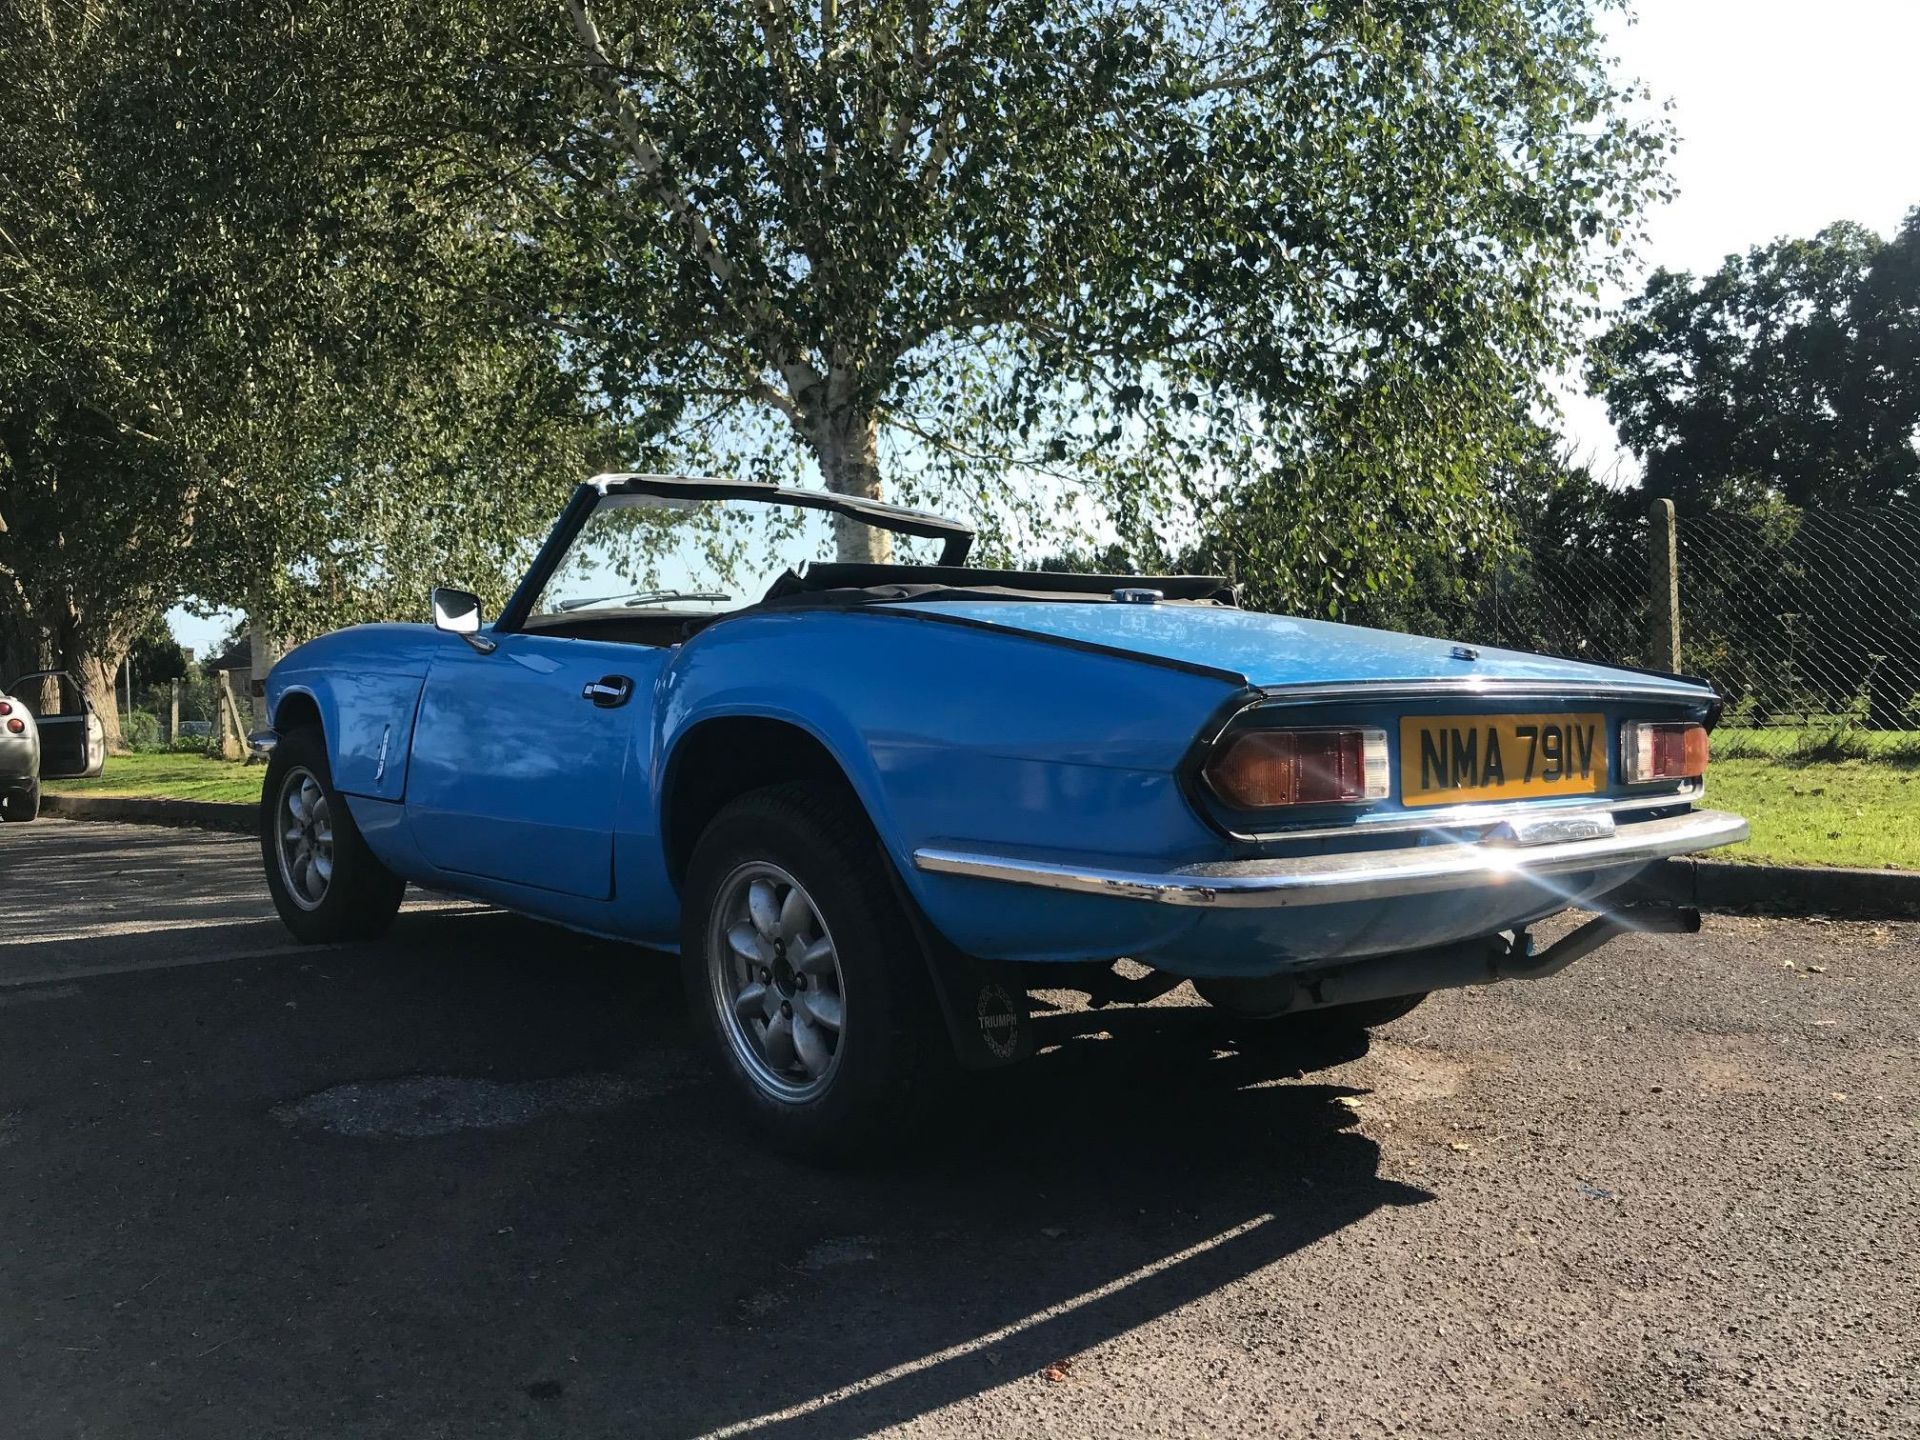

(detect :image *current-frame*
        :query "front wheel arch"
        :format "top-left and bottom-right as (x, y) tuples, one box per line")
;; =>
(270, 688), (323, 739)
(259, 723), (405, 943)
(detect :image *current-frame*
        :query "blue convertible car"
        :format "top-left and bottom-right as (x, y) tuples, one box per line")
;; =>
(258, 474), (1745, 1148)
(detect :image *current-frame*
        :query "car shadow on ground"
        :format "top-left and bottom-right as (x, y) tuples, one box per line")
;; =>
(3, 906), (1434, 1439)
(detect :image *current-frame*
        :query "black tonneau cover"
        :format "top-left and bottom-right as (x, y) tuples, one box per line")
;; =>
(766, 563), (1237, 606)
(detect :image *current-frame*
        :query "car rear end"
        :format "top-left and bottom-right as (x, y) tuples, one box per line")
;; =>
(0, 689), (41, 821)
(1148, 674), (1739, 961)
(919, 675), (1739, 969)
(894, 599), (1744, 991)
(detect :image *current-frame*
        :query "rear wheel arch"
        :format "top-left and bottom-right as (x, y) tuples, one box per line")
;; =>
(661, 716), (872, 890)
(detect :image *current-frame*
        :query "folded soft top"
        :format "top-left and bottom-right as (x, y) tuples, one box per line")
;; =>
(765, 563), (1237, 606)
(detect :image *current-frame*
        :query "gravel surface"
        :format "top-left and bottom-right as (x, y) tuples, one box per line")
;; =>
(1, 820), (1915, 1438)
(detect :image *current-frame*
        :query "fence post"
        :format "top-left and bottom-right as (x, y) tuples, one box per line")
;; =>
(213, 670), (247, 761)
(1648, 499), (1681, 674)
(168, 678), (181, 743)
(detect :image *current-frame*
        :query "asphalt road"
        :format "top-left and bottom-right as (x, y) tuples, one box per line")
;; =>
(2, 819), (1915, 1439)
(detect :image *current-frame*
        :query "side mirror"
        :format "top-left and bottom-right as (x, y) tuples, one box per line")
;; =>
(431, 587), (496, 653)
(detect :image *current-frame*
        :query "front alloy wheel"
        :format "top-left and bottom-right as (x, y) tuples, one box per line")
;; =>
(258, 726), (404, 943)
(275, 766), (335, 910)
(707, 863), (847, 1102)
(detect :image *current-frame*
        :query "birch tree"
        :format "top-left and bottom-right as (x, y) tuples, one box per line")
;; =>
(189, 0), (1670, 568)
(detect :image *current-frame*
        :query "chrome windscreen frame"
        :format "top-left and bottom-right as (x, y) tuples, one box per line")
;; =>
(494, 473), (976, 634)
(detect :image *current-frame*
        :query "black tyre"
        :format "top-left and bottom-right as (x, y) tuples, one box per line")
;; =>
(260, 726), (405, 943)
(0, 781), (38, 822)
(681, 782), (950, 1157)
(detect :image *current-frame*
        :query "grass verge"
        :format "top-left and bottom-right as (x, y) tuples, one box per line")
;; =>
(44, 751), (263, 805)
(1709, 756), (1918, 871)
(1715, 726), (1920, 763)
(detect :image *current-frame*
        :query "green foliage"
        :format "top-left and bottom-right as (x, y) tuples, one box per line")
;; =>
(157, 0), (1669, 579)
(0, 0), (619, 681)
(1713, 725), (1920, 765)
(1592, 210), (1920, 513)
(122, 709), (164, 751)
(0, 3), (204, 725)
(42, 749), (260, 804)
(6, 0), (1672, 666)
(128, 618), (190, 687)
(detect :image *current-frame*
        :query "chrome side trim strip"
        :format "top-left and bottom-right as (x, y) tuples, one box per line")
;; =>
(913, 809), (1749, 910)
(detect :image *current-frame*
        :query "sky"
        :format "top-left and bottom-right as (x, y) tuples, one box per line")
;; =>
(166, 0), (1920, 655)
(1556, 0), (1920, 474)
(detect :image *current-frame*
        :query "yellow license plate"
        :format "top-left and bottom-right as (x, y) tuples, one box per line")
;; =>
(1399, 713), (1607, 807)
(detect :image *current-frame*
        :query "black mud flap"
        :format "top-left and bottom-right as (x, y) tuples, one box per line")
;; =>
(883, 853), (1033, 1069)
(929, 948), (1035, 1070)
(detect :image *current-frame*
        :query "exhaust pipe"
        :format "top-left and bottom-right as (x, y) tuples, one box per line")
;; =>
(1240, 904), (1702, 1016)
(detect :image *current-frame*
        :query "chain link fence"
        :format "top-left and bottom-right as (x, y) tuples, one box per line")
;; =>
(1479, 523), (1650, 672)
(1467, 501), (1920, 732)
(1677, 504), (1920, 730)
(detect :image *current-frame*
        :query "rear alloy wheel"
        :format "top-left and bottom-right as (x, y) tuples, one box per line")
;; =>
(682, 782), (949, 1157)
(707, 863), (848, 1102)
(260, 727), (405, 943)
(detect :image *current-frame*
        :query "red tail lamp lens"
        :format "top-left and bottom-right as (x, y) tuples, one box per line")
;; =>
(5, 717), (24, 735)
(0, 700), (11, 715)
(1205, 729), (1390, 809)
(1622, 722), (1709, 784)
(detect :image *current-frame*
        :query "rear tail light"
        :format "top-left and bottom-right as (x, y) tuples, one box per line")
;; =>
(0, 700), (11, 715)
(1621, 722), (1709, 784)
(5, 717), (23, 735)
(1205, 728), (1390, 808)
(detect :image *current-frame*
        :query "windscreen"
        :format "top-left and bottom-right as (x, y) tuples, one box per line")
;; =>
(529, 493), (946, 618)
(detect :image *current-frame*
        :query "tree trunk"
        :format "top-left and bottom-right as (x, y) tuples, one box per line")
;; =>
(809, 405), (893, 564)
(72, 647), (129, 754)
(249, 622), (284, 733)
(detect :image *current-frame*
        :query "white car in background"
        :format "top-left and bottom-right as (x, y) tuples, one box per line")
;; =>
(0, 671), (108, 822)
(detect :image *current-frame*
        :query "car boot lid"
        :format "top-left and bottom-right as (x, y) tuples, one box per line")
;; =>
(876, 597), (1714, 700)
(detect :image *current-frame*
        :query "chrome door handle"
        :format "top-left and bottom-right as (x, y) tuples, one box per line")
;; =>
(582, 675), (633, 708)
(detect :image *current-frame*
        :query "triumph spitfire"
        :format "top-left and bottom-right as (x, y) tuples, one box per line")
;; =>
(256, 474), (1745, 1150)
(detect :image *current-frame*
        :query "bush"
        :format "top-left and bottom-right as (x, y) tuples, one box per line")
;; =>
(123, 709), (164, 750)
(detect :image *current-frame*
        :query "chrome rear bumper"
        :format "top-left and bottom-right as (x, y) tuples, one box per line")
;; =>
(913, 808), (1748, 910)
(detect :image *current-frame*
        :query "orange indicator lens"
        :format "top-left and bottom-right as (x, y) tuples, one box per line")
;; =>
(1622, 722), (1708, 784)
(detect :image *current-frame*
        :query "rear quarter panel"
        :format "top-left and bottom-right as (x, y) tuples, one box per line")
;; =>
(652, 609), (1240, 959)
